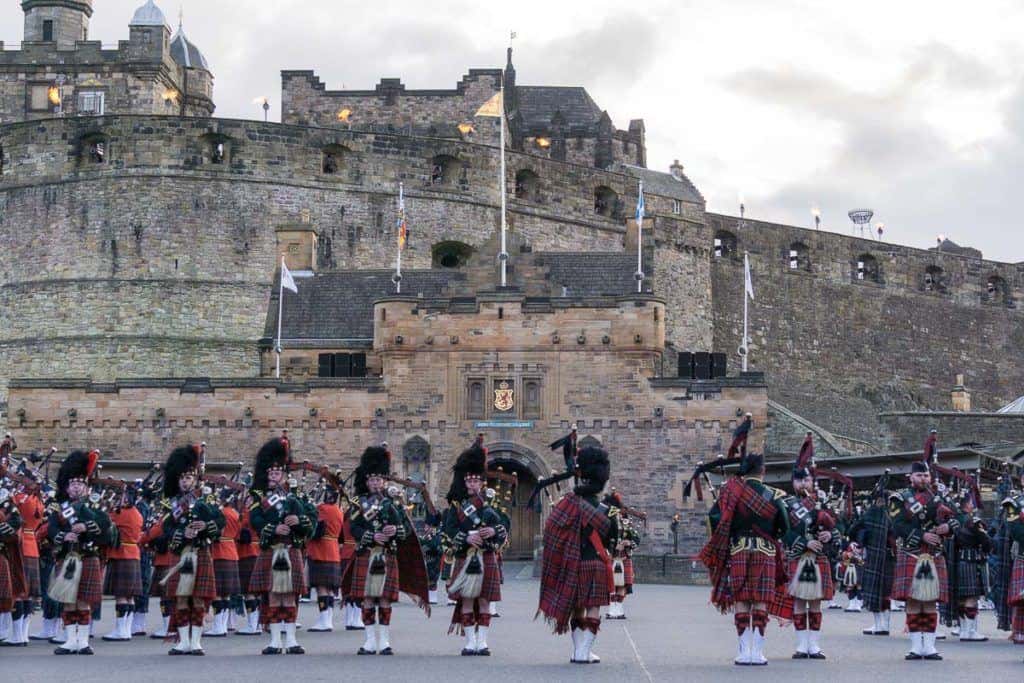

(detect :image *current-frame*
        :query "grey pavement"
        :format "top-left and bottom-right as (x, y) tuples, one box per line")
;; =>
(3, 565), (1023, 682)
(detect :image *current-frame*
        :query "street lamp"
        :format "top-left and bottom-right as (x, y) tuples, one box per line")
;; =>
(253, 96), (270, 122)
(811, 207), (821, 230)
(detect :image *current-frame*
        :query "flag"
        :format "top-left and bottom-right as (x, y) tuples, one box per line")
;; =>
(635, 181), (645, 226)
(280, 258), (298, 294)
(397, 184), (408, 250)
(744, 252), (754, 301)
(475, 91), (503, 118)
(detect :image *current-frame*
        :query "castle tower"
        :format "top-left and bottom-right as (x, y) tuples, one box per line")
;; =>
(168, 15), (216, 116)
(22, 0), (93, 49)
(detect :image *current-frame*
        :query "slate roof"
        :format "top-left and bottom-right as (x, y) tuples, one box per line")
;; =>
(515, 86), (603, 130)
(534, 253), (641, 297)
(265, 269), (463, 341)
(617, 163), (704, 204)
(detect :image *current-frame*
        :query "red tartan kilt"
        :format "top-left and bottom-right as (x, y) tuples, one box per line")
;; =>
(348, 551), (399, 602)
(308, 559), (342, 590)
(1008, 559), (1024, 607)
(75, 556), (104, 609)
(892, 551), (948, 604)
(164, 549), (217, 601)
(214, 559), (241, 597)
(0, 554), (12, 611)
(338, 558), (352, 593)
(103, 558), (143, 598)
(786, 554), (835, 601)
(729, 549), (778, 604)
(22, 556), (41, 598)
(248, 547), (307, 596)
(1013, 605), (1024, 644)
(149, 565), (168, 598)
(237, 556), (257, 594)
(577, 559), (612, 608)
(623, 557), (635, 587)
(447, 552), (502, 602)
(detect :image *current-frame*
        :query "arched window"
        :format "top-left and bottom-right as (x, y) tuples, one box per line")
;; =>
(430, 154), (462, 185)
(578, 435), (602, 450)
(201, 133), (230, 165)
(788, 242), (809, 270)
(986, 274), (1009, 304)
(924, 265), (944, 293)
(514, 169), (539, 201)
(79, 132), (108, 164)
(401, 436), (431, 519)
(594, 186), (617, 217)
(322, 144), (350, 175)
(713, 230), (737, 258)
(855, 253), (880, 282)
(432, 240), (473, 269)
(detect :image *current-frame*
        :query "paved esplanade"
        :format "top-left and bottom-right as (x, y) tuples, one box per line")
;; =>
(4, 566), (1022, 682)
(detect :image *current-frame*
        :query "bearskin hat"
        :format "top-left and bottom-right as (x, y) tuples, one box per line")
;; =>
(445, 441), (488, 503)
(738, 451), (764, 477)
(163, 445), (201, 499)
(353, 445), (391, 496)
(253, 437), (292, 492)
(911, 461), (929, 474)
(56, 449), (99, 501)
(575, 445), (610, 495)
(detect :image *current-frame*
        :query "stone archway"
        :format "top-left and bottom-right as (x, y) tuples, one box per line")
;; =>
(485, 441), (549, 560)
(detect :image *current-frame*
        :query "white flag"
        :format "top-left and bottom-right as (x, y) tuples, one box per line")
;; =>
(744, 252), (754, 301)
(280, 258), (298, 294)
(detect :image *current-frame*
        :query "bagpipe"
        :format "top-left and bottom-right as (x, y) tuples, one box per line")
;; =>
(683, 454), (744, 503)
(0, 446), (57, 500)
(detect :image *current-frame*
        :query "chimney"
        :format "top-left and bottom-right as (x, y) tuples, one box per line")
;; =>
(669, 159), (684, 181)
(951, 373), (971, 412)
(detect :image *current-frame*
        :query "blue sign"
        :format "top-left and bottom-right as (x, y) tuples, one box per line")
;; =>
(474, 420), (534, 429)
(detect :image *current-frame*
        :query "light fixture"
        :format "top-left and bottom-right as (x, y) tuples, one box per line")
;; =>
(47, 85), (61, 105)
(535, 137), (551, 149)
(811, 207), (821, 230)
(457, 122), (474, 135)
(163, 88), (179, 103)
(337, 108), (352, 122)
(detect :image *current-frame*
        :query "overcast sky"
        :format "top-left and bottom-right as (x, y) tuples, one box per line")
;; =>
(5, 0), (1023, 260)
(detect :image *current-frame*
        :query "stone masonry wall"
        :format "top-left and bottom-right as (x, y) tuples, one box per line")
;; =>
(879, 412), (1024, 452)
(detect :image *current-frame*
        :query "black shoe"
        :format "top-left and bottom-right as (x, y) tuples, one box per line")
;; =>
(905, 652), (923, 660)
(0, 640), (28, 647)
(792, 652), (809, 659)
(346, 625), (365, 631)
(307, 627), (332, 633)
(476, 647), (491, 656)
(923, 653), (942, 660)
(168, 648), (191, 655)
(461, 648), (476, 656)
(101, 635), (129, 642)
(261, 646), (283, 655)
(78, 646), (94, 655)
(54, 646), (76, 655)
(357, 647), (376, 655)
(808, 652), (826, 660)
(379, 646), (393, 655)
(286, 645), (305, 655)
(189, 649), (205, 656)
(149, 633), (167, 639)
(203, 632), (228, 638)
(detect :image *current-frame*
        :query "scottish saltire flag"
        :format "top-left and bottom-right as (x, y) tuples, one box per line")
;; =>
(635, 181), (645, 225)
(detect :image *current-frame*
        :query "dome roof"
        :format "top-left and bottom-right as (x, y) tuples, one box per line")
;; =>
(130, 0), (168, 27)
(170, 27), (210, 71)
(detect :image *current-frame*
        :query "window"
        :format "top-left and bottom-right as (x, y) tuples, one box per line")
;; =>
(467, 379), (485, 419)
(514, 169), (539, 201)
(924, 265), (944, 293)
(77, 91), (104, 116)
(713, 230), (737, 258)
(80, 134), (107, 164)
(317, 352), (367, 378)
(430, 154), (461, 185)
(672, 199), (682, 215)
(0, 144), (4, 176)
(211, 142), (225, 164)
(42, 20), (53, 42)
(28, 83), (57, 112)
(524, 379), (541, 419)
(432, 241), (473, 269)
(322, 144), (349, 175)
(788, 242), (809, 271)
(594, 186), (617, 217)
(986, 275), (1009, 304)
(855, 253), (880, 282)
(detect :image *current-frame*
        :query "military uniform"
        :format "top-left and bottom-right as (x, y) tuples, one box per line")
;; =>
(101, 502), (144, 641)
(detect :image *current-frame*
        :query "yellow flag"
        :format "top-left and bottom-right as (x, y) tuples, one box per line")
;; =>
(475, 91), (503, 118)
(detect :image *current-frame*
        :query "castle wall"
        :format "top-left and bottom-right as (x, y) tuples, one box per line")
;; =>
(707, 213), (1024, 443)
(879, 411), (1024, 452)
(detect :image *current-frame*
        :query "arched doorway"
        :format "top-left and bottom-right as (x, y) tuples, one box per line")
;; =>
(487, 458), (540, 560)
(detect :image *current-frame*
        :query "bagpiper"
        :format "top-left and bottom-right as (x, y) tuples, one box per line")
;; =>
(420, 512), (443, 606)
(537, 445), (618, 664)
(101, 485), (144, 642)
(248, 435), (315, 655)
(47, 449), (114, 655)
(781, 439), (836, 660)
(442, 440), (508, 656)
(0, 477), (26, 648)
(1000, 485), (1024, 650)
(851, 473), (896, 636)
(345, 445), (431, 656)
(890, 458), (957, 660)
(692, 451), (790, 666)
(950, 488), (991, 642)
(158, 444), (225, 655)
(604, 490), (641, 620)
(307, 483), (345, 633)
(235, 490), (264, 635)
(141, 497), (175, 639)
(4, 452), (45, 647)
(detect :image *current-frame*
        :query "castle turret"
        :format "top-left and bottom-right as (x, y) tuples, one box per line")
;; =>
(22, 0), (93, 49)
(168, 17), (215, 116)
(128, 0), (171, 63)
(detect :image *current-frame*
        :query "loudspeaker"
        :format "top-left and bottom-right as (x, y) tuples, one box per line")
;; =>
(317, 353), (333, 378)
(711, 352), (727, 379)
(350, 353), (367, 378)
(333, 353), (351, 378)
(693, 352), (711, 380)
(678, 351), (694, 379)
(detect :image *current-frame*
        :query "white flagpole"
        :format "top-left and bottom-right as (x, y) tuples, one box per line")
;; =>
(276, 256), (284, 379)
(396, 182), (403, 294)
(499, 73), (508, 288)
(742, 251), (749, 372)
(636, 180), (644, 293)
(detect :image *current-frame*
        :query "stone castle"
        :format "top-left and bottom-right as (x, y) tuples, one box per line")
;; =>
(2, 1), (1021, 554)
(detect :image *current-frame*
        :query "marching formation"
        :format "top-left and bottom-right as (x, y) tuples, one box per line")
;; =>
(689, 427), (1024, 666)
(0, 428), (643, 664)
